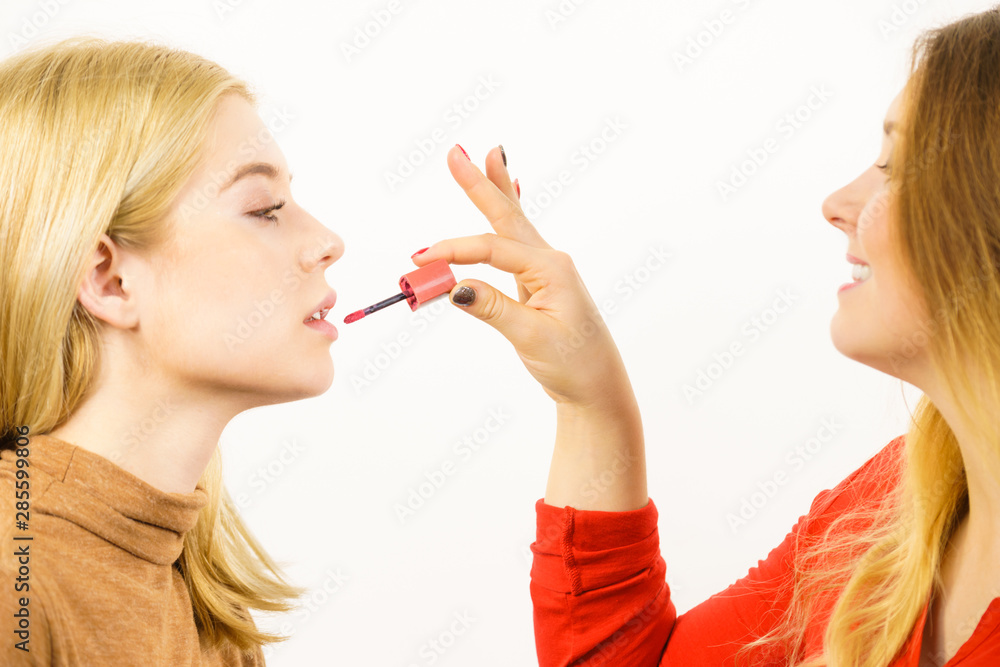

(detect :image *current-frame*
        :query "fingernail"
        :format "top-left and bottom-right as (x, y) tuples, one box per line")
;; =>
(456, 144), (469, 161)
(411, 247), (429, 258)
(499, 144), (506, 167)
(514, 178), (520, 198)
(452, 285), (476, 306)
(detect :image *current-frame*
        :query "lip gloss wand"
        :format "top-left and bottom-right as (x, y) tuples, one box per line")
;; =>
(343, 259), (457, 324)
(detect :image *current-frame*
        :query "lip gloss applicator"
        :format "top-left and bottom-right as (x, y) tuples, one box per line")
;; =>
(344, 258), (457, 324)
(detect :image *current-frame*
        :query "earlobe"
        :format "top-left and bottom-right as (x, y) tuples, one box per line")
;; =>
(76, 233), (140, 329)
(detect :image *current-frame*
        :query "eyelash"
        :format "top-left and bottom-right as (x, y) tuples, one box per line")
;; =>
(876, 162), (892, 174)
(249, 199), (286, 224)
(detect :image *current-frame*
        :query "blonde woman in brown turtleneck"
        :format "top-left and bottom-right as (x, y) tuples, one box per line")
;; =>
(0, 37), (643, 665)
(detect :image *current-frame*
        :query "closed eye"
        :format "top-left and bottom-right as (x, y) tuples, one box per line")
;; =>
(249, 200), (286, 224)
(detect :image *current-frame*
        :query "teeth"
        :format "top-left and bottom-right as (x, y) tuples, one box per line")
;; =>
(306, 307), (331, 323)
(852, 263), (872, 281)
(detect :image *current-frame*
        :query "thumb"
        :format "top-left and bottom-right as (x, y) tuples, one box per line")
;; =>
(448, 279), (526, 342)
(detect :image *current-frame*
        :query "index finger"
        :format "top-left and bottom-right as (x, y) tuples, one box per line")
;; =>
(415, 233), (562, 295)
(448, 144), (551, 250)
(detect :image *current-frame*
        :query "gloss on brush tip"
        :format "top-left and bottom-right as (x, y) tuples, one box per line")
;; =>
(344, 259), (457, 324)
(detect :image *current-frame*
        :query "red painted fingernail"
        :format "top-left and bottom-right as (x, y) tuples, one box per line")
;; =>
(514, 178), (520, 198)
(456, 144), (469, 161)
(411, 247), (429, 257)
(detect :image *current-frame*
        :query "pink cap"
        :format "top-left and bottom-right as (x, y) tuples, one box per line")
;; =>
(399, 259), (457, 311)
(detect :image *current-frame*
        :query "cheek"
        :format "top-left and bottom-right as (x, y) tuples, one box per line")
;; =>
(148, 232), (288, 352)
(857, 189), (891, 240)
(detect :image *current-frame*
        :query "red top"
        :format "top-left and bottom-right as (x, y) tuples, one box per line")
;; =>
(530, 435), (1000, 666)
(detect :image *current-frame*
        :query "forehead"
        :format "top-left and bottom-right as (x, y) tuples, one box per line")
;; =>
(201, 95), (286, 174)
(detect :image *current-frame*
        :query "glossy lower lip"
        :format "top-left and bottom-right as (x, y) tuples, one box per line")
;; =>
(838, 279), (869, 293)
(305, 318), (338, 341)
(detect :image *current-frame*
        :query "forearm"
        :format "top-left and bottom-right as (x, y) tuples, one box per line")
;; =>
(544, 390), (648, 511)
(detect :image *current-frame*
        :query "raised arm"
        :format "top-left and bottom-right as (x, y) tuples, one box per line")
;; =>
(412, 144), (647, 512)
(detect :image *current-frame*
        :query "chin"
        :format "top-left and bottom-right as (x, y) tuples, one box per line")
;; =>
(829, 313), (874, 365)
(294, 365), (336, 399)
(314, 361), (337, 392)
(829, 310), (856, 358)
(829, 317), (912, 380)
(257, 363), (336, 406)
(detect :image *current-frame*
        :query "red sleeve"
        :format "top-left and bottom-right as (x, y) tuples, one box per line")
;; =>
(530, 498), (674, 666)
(530, 437), (905, 667)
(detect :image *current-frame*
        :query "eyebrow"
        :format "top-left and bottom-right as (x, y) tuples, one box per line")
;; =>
(883, 120), (897, 136)
(220, 162), (293, 191)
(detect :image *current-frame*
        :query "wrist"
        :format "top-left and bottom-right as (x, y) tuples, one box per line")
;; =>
(548, 391), (647, 511)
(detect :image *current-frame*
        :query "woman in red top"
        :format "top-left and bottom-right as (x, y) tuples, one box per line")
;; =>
(527, 6), (1000, 667)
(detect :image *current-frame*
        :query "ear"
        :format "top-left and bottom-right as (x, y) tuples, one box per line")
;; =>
(76, 233), (140, 329)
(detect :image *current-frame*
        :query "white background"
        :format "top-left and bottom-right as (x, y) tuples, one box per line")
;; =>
(3, 0), (988, 664)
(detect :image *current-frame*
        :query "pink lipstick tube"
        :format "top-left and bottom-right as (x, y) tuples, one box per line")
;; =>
(399, 260), (457, 311)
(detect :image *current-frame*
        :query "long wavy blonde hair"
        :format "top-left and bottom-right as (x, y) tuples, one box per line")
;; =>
(0, 37), (302, 656)
(736, 7), (1000, 666)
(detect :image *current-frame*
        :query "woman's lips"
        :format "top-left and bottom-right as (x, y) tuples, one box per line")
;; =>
(305, 318), (338, 341)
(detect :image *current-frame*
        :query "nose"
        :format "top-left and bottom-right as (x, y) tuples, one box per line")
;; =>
(299, 217), (345, 273)
(821, 173), (865, 237)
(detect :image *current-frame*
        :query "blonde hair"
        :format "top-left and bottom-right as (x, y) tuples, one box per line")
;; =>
(736, 7), (1000, 666)
(0, 37), (302, 656)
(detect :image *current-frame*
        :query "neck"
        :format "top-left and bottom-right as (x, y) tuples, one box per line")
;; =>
(47, 380), (238, 494)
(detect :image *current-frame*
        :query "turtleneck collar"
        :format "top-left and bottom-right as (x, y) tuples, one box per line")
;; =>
(6, 433), (208, 565)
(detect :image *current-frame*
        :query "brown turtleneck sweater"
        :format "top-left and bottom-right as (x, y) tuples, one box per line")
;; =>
(0, 433), (263, 665)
